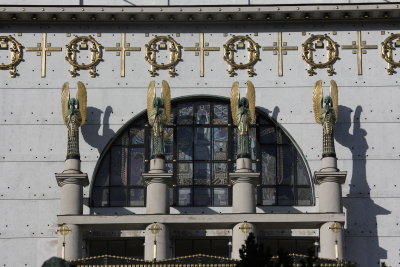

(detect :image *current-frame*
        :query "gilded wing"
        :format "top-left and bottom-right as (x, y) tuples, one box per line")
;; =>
(147, 81), (156, 124)
(77, 81), (87, 126)
(330, 80), (338, 123)
(246, 80), (256, 124)
(61, 82), (70, 126)
(312, 80), (323, 124)
(161, 80), (171, 125)
(230, 81), (240, 126)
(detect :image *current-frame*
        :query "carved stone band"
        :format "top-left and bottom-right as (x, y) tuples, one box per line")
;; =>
(313, 171), (347, 185)
(143, 173), (173, 186)
(55, 173), (89, 187)
(229, 172), (260, 186)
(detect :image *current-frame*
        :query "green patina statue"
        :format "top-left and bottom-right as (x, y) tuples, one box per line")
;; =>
(147, 80), (171, 159)
(61, 82), (87, 160)
(231, 81), (256, 159)
(313, 80), (338, 158)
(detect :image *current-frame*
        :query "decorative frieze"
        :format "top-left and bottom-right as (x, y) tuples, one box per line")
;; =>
(1, 31), (400, 77)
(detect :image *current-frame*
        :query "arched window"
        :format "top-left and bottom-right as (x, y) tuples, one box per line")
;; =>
(91, 97), (313, 208)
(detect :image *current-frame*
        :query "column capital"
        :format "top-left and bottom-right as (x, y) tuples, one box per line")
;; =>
(55, 173), (89, 187)
(229, 172), (260, 185)
(313, 171), (347, 185)
(143, 172), (173, 186)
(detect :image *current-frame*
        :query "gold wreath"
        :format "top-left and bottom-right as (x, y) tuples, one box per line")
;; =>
(223, 35), (260, 77)
(302, 34), (338, 76)
(145, 35), (181, 77)
(381, 33), (400, 75)
(0, 36), (23, 78)
(65, 35), (102, 77)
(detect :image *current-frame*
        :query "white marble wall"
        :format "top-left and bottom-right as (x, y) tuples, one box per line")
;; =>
(0, 20), (399, 266)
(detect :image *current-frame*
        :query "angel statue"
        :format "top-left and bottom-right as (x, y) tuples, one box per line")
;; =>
(231, 81), (256, 159)
(147, 80), (171, 159)
(312, 80), (338, 158)
(61, 82), (87, 160)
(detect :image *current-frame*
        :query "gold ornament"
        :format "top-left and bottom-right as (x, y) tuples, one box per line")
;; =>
(0, 35), (23, 78)
(223, 35), (260, 77)
(65, 35), (103, 77)
(381, 33), (400, 75)
(145, 35), (181, 77)
(302, 34), (339, 76)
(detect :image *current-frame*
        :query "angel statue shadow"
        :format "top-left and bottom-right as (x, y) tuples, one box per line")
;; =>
(334, 105), (390, 265)
(81, 106), (115, 154)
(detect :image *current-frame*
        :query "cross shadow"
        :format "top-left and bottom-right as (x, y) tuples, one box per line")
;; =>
(334, 105), (390, 266)
(82, 106), (115, 154)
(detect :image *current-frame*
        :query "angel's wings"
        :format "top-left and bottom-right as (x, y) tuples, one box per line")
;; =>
(147, 81), (156, 124)
(161, 80), (171, 125)
(230, 81), (240, 126)
(330, 80), (338, 123)
(246, 81), (256, 124)
(61, 82), (70, 126)
(312, 80), (323, 124)
(77, 81), (87, 126)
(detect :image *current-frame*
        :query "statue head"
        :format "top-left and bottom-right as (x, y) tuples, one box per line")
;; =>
(153, 97), (163, 108)
(323, 95), (332, 106)
(68, 98), (78, 109)
(239, 97), (249, 108)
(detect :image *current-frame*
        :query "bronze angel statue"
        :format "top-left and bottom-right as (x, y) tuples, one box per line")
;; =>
(312, 80), (338, 158)
(231, 81), (256, 159)
(147, 80), (171, 159)
(61, 82), (87, 159)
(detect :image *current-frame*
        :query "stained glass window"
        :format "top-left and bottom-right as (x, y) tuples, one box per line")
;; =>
(91, 99), (313, 207)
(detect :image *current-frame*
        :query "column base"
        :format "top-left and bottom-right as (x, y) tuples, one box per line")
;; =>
(144, 223), (170, 261)
(231, 222), (256, 259)
(57, 224), (82, 261)
(319, 222), (344, 260)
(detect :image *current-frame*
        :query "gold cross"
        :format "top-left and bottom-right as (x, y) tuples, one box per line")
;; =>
(26, 33), (62, 77)
(262, 32), (298, 76)
(184, 33), (220, 77)
(105, 33), (141, 77)
(342, 31), (377, 75)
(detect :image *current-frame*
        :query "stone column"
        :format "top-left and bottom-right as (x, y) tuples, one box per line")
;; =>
(55, 158), (89, 260)
(314, 157), (347, 259)
(231, 222), (256, 259)
(229, 158), (260, 213)
(142, 158), (173, 214)
(144, 223), (171, 261)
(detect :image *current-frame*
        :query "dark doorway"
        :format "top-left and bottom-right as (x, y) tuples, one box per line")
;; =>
(174, 238), (230, 257)
(88, 238), (144, 258)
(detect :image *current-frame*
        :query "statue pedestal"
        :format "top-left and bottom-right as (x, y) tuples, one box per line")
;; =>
(143, 158), (173, 214)
(313, 156), (347, 259)
(55, 158), (89, 260)
(229, 158), (260, 213)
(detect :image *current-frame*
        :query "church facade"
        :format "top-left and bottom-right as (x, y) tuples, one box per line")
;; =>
(0, 1), (398, 266)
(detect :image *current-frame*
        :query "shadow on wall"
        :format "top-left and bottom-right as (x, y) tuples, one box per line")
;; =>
(257, 106), (280, 122)
(335, 105), (390, 266)
(81, 106), (115, 154)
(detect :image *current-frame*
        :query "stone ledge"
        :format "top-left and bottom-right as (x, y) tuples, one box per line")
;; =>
(58, 212), (345, 230)
(142, 172), (173, 186)
(55, 173), (89, 187)
(313, 171), (347, 185)
(229, 172), (260, 185)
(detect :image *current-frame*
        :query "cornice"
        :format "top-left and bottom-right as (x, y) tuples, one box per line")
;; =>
(0, 4), (399, 23)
